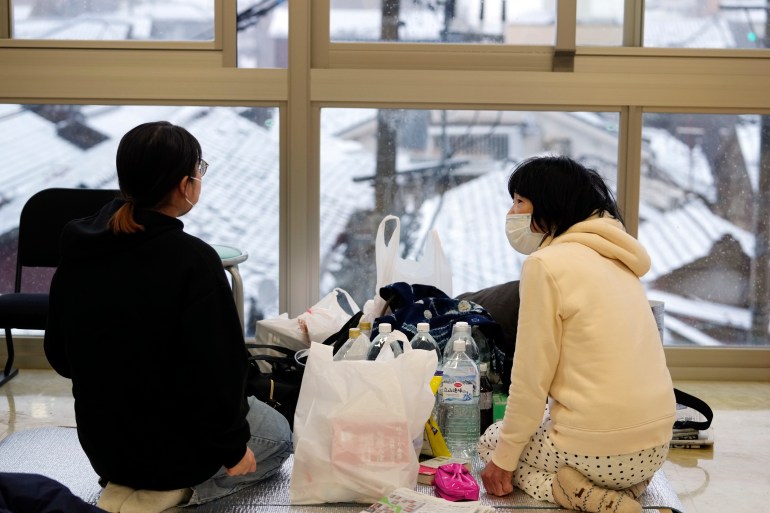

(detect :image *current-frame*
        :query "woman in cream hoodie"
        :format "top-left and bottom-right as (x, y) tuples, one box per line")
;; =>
(480, 156), (676, 513)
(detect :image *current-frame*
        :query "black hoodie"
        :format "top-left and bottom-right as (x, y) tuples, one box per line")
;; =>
(44, 199), (250, 490)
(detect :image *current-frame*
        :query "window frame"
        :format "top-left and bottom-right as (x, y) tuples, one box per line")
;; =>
(2, 0), (228, 51)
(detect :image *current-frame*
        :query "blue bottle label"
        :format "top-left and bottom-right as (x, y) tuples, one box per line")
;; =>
(441, 376), (475, 402)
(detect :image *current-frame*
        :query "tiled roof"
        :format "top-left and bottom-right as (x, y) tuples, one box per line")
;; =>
(639, 197), (754, 282)
(0, 103), (759, 341)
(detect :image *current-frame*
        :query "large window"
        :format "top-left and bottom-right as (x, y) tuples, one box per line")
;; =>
(640, 113), (769, 347)
(2, 0), (770, 371)
(644, 1), (768, 49)
(0, 104), (281, 333)
(330, 0), (556, 44)
(11, 0), (216, 41)
(320, 108), (620, 308)
(8, 0), (288, 68)
(237, 0), (288, 68)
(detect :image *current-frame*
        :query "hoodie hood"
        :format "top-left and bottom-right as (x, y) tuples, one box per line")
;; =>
(60, 198), (184, 262)
(540, 214), (650, 277)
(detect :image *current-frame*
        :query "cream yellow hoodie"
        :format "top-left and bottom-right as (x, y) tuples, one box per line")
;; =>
(492, 215), (676, 471)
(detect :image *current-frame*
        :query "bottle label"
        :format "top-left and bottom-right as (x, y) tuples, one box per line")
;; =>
(441, 375), (475, 402)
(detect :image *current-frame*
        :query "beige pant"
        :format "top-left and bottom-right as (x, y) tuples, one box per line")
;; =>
(97, 483), (192, 513)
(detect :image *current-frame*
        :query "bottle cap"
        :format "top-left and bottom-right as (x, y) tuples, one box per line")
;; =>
(417, 322), (430, 332)
(359, 321), (372, 329)
(480, 362), (488, 372)
(380, 323), (392, 333)
(349, 328), (361, 338)
(453, 339), (465, 352)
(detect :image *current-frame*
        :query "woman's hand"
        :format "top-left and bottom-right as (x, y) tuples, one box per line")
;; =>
(481, 460), (514, 496)
(226, 447), (257, 476)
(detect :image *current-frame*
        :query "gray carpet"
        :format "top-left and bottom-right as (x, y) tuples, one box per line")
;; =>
(0, 427), (685, 512)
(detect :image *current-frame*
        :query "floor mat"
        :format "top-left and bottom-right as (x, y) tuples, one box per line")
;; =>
(0, 427), (685, 512)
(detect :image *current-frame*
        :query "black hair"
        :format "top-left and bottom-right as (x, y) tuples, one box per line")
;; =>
(507, 155), (624, 238)
(109, 121), (202, 234)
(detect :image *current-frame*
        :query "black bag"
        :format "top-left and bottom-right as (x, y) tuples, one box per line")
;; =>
(245, 343), (305, 430)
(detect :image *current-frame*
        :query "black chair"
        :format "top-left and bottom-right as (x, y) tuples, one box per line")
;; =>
(0, 188), (118, 386)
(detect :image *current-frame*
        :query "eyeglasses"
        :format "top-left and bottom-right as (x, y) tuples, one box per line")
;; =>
(198, 159), (208, 177)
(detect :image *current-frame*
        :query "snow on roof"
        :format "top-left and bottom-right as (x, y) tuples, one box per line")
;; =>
(321, 108), (377, 138)
(639, 196), (754, 281)
(0, 107), (89, 234)
(13, 0), (213, 40)
(408, 165), (527, 295)
(0, 102), (759, 338)
(272, 5), (445, 41)
(13, 18), (135, 40)
(643, 10), (737, 48)
(643, 127), (714, 202)
(131, 1), (214, 20)
(648, 289), (750, 332)
(736, 119), (761, 192)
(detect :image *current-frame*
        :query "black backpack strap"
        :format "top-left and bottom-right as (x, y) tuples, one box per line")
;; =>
(321, 311), (364, 353)
(673, 388), (713, 430)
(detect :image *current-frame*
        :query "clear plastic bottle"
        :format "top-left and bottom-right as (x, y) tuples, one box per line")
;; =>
(366, 323), (393, 361)
(334, 327), (370, 361)
(409, 322), (442, 367)
(358, 320), (372, 341)
(442, 322), (479, 365)
(472, 325), (491, 372)
(440, 339), (480, 460)
(479, 362), (494, 435)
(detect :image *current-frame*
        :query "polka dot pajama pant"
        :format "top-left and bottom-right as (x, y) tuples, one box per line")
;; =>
(478, 419), (669, 503)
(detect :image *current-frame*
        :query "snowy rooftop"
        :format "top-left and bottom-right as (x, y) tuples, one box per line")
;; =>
(2, 4), (765, 342)
(0, 99), (760, 337)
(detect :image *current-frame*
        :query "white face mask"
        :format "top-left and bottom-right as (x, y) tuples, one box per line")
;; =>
(505, 214), (545, 255)
(183, 176), (201, 214)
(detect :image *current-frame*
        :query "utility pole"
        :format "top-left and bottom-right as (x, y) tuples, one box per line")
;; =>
(374, 0), (401, 217)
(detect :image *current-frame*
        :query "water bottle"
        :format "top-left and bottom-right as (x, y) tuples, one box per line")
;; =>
(409, 322), (442, 367)
(472, 325), (491, 371)
(442, 322), (479, 365)
(334, 327), (370, 361)
(366, 323), (393, 360)
(358, 320), (372, 341)
(479, 362), (493, 435)
(440, 339), (480, 460)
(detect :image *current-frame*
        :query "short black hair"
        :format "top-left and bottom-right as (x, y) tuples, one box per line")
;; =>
(116, 121), (202, 208)
(507, 155), (624, 237)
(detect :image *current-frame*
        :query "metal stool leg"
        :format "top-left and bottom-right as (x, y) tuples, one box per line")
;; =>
(226, 265), (245, 333)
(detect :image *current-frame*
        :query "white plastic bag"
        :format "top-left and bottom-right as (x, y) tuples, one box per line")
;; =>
(373, 329), (411, 362)
(254, 288), (358, 352)
(290, 342), (437, 505)
(375, 215), (453, 297)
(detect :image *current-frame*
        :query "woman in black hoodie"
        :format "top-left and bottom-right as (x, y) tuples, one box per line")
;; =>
(44, 121), (292, 512)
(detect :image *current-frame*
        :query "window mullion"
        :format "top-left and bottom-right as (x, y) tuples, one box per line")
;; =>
(554, 0), (576, 71)
(1, 0), (10, 39)
(617, 106), (643, 237)
(311, 0), (330, 68)
(623, 0), (644, 47)
(285, 0), (318, 316)
(220, 0), (236, 66)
